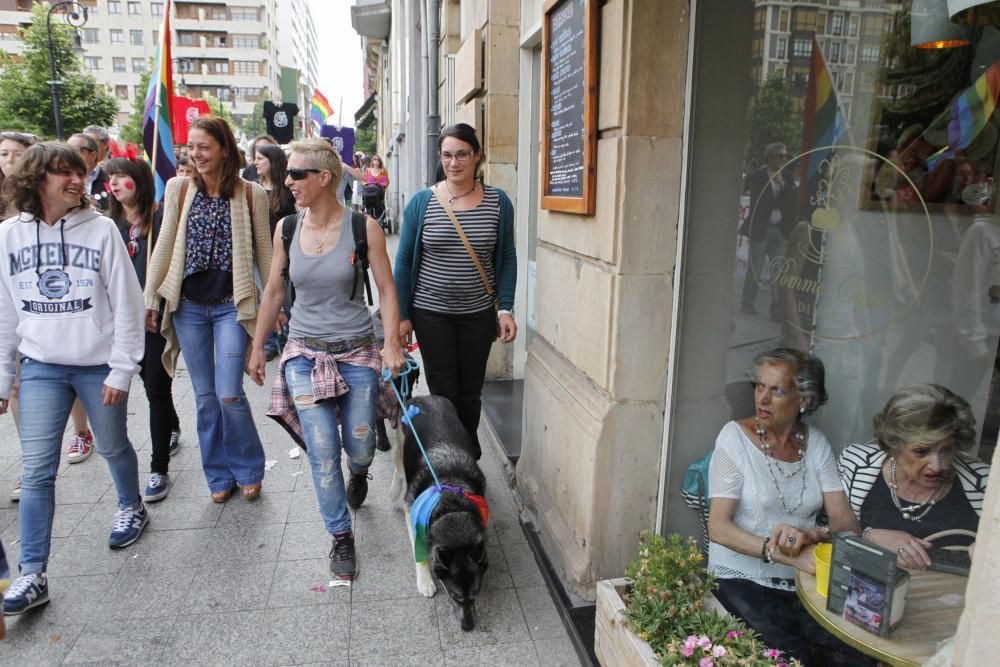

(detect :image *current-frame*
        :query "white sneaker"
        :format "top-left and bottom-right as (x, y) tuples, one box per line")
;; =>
(66, 431), (94, 463)
(9, 476), (21, 502)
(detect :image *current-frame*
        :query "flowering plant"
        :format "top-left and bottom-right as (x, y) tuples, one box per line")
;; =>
(624, 532), (800, 666)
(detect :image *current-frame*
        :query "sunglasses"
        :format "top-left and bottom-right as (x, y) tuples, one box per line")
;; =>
(287, 167), (322, 180)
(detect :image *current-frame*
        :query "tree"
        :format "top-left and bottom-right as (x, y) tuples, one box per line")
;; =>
(0, 4), (118, 137)
(119, 64), (153, 144)
(745, 72), (801, 165)
(354, 123), (376, 156)
(201, 93), (236, 131)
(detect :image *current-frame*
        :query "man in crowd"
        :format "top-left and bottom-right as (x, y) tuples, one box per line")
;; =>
(68, 132), (110, 211)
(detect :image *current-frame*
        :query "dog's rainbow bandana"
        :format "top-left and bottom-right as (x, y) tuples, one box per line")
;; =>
(410, 484), (490, 562)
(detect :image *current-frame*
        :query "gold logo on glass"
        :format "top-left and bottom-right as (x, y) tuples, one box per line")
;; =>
(745, 146), (933, 341)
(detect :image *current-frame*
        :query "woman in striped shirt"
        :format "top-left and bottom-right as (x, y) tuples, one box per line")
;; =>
(394, 123), (517, 459)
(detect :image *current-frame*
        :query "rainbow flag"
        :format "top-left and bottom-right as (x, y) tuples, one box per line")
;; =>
(311, 90), (333, 131)
(926, 58), (1000, 170)
(798, 37), (847, 186)
(142, 0), (176, 201)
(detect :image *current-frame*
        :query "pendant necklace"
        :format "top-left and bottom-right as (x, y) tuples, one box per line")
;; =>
(445, 182), (476, 206)
(754, 417), (807, 514)
(305, 214), (335, 253)
(887, 457), (941, 521)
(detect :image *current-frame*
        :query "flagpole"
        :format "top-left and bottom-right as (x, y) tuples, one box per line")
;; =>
(337, 98), (343, 130)
(146, 0), (171, 269)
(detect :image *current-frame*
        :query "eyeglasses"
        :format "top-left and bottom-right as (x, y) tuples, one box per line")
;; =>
(287, 167), (322, 180)
(439, 150), (472, 163)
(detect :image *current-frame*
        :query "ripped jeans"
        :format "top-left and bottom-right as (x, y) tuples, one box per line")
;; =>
(172, 301), (266, 492)
(283, 356), (377, 535)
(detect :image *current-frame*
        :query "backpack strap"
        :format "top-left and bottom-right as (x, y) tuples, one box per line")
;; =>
(280, 212), (302, 305)
(350, 210), (373, 305)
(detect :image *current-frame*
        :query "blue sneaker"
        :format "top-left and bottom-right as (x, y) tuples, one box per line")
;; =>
(3, 573), (49, 616)
(143, 472), (170, 503)
(108, 502), (149, 549)
(169, 429), (181, 456)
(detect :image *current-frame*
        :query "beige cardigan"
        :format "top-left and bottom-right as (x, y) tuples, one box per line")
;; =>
(143, 176), (273, 376)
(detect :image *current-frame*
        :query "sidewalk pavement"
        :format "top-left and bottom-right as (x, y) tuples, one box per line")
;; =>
(0, 351), (582, 666)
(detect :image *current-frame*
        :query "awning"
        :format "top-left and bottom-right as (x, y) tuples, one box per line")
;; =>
(355, 92), (378, 130)
(350, 0), (391, 40)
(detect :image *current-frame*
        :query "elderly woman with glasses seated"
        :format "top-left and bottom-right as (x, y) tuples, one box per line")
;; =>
(708, 348), (869, 666)
(839, 384), (989, 570)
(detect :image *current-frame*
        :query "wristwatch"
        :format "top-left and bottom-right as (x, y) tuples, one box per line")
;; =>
(497, 309), (512, 317)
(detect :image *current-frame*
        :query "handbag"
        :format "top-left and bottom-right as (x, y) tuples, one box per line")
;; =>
(431, 184), (501, 340)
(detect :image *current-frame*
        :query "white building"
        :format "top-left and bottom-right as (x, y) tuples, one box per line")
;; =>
(277, 0), (318, 136)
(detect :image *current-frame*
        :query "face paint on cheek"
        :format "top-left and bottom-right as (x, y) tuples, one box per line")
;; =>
(124, 182), (134, 190)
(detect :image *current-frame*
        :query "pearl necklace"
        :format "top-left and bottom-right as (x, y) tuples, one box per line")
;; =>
(754, 417), (807, 514)
(887, 457), (942, 522)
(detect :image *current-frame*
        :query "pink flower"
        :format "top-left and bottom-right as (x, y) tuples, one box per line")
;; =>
(697, 635), (712, 649)
(712, 646), (727, 658)
(683, 636), (698, 657)
(726, 630), (744, 640)
(763, 648), (782, 659)
(699, 659), (714, 667)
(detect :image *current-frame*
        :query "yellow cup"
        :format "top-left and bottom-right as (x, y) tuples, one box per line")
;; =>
(814, 543), (832, 598)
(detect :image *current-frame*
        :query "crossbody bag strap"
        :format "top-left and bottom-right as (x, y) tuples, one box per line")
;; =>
(431, 184), (497, 304)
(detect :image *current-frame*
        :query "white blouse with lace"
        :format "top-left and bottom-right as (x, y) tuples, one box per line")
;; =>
(707, 420), (842, 590)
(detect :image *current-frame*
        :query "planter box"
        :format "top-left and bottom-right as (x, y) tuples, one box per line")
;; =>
(595, 578), (659, 667)
(594, 578), (731, 667)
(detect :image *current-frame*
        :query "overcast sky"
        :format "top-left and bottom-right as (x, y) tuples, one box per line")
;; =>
(308, 0), (365, 128)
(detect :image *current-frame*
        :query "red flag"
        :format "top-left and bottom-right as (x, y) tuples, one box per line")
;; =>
(171, 96), (211, 145)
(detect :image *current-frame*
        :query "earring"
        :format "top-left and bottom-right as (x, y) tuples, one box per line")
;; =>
(799, 406), (805, 414)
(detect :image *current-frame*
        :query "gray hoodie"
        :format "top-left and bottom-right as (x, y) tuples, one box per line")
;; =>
(0, 207), (145, 397)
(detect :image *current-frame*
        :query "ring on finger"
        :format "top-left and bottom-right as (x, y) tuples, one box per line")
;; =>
(787, 535), (796, 545)
(897, 547), (905, 555)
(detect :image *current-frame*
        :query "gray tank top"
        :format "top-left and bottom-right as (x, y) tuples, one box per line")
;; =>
(287, 208), (374, 342)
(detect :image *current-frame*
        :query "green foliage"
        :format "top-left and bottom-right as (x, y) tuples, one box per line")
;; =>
(201, 93), (236, 131)
(623, 533), (800, 666)
(0, 3), (118, 137)
(354, 123), (377, 156)
(119, 64), (153, 145)
(745, 72), (801, 167)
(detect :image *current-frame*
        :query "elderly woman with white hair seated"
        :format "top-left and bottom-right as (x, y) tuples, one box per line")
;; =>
(839, 384), (990, 570)
(708, 348), (868, 666)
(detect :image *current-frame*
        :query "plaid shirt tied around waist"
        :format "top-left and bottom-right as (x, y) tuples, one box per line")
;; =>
(266, 338), (401, 449)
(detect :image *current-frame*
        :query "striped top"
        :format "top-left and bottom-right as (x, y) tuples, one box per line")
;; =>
(838, 442), (990, 518)
(412, 185), (500, 314)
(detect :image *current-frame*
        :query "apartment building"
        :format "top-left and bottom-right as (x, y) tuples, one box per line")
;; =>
(751, 0), (902, 125)
(277, 0), (317, 135)
(0, 0), (282, 130)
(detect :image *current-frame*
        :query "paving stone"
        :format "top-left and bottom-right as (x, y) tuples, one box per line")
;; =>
(348, 597), (440, 660)
(350, 649), (444, 667)
(63, 614), (176, 665)
(266, 558), (352, 608)
(500, 542), (546, 589)
(159, 609), (265, 666)
(121, 527), (214, 572)
(46, 532), (130, 577)
(144, 495), (224, 531)
(436, 587), (531, 650)
(349, 550), (428, 603)
(515, 585), (567, 640)
(182, 560), (276, 613)
(53, 475), (112, 505)
(159, 469), (211, 498)
(0, 616), (85, 666)
(36, 573), (115, 625)
(101, 566), (198, 620)
(532, 638), (584, 666)
(254, 604), (351, 666)
(201, 521), (286, 564)
(219, 489), (292, 525)
(286, 489), (322, 522)
(277, 520), (331, 562)
(442, 641), (541, 666)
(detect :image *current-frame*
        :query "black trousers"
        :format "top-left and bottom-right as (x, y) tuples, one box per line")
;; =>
(715, 578), (877, 667)
(139, 330), (180, 474)
(411, 306), (496, 459)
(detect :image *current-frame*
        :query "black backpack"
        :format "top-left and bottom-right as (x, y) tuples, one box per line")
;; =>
(280, 210), (373, 307)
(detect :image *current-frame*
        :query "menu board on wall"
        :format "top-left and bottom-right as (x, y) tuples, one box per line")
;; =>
(542, 0), (598, 215)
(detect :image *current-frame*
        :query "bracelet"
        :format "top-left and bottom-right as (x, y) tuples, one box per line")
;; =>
(498, 309), (512, 317)
(760, 536), (773, 564)
(861, 526), (872, 540)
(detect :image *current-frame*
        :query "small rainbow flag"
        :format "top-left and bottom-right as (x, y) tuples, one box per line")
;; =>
(142, 0), (176, 201)
(926, 58), (1000, 170)
(311, 90), (333, 131)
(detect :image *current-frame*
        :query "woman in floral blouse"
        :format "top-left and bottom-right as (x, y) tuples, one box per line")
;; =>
(144, 116), (273, 503)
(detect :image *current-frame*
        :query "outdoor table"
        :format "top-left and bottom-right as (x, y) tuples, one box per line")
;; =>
(796, 569), (967, 666)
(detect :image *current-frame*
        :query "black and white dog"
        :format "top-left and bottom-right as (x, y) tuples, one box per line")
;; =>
(389, 395), (489, 631)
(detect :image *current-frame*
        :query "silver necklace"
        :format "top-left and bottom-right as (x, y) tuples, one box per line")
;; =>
(754, 418), (807, 514)
(445, 181), (476, 205)
(304, 214), (336, 253)
(887, 458), (941, 521)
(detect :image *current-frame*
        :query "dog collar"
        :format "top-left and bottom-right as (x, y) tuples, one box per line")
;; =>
(410, 485), (490, 563)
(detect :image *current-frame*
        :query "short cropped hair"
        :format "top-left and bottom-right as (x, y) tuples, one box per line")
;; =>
(873, 384), (976, 456)
(750, 348), (828, 416)
(289, 138), (343, 186)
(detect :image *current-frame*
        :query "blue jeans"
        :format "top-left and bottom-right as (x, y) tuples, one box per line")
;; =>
(284, 356), (378, 535)
(16, 358), (141, 575)
(741, 225), (787, 312)
(172, 301), (265, 492)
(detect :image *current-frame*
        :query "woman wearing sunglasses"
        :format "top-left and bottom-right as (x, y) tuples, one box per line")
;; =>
(106, 151), (181, 503)
(144, 116), (273, 503)
(249, 138), (404, 580)
(393, 123), (517, 459)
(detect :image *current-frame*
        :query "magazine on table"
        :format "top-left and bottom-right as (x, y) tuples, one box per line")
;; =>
(826, 532), (910, 637)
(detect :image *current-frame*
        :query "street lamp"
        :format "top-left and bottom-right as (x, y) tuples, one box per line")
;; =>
(172, 58), (192, 96)
(46, 1), (88, 141)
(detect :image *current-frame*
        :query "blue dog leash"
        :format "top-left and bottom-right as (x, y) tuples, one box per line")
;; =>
(381, 358), (441, 489)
